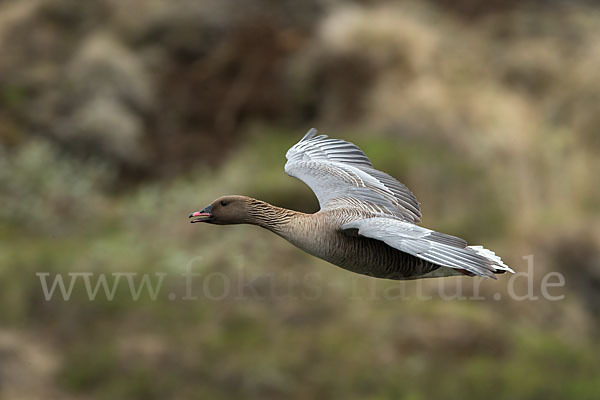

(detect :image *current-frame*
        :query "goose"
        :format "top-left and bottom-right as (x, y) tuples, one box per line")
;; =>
(189, 129), (513, 280)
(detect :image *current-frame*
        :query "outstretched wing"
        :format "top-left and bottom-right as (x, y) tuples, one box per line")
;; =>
(341, 218), (513, 278)
(285, 128), (422, 222)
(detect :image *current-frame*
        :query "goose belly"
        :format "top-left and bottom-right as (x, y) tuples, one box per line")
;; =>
(288, 230), (440, 280)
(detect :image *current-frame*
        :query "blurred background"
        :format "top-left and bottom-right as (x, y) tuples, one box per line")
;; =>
(1, 0), (600, 398)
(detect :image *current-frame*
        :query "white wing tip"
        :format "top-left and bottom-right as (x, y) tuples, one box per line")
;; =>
(301, 128), (319, 141)
(469, 245), (514, 273)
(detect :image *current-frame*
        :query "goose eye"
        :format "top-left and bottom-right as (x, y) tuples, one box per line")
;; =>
(220, 201), (228, 206)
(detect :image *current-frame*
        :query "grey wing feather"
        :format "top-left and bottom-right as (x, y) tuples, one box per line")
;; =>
(285, 128), (422, 222)
(341, 218), (513, 278)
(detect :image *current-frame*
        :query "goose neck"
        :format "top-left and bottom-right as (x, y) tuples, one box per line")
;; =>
(246, 200), (301, 234)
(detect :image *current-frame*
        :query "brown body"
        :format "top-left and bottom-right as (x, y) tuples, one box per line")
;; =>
(284, 212), (439, 279)
(191, 196), (440, 280)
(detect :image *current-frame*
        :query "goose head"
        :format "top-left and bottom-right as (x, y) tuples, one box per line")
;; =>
(189, 195), (252, 225)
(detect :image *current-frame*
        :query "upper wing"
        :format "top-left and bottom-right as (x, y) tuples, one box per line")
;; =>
(285, 128), (422, 222)
(341, 218), (513, 278)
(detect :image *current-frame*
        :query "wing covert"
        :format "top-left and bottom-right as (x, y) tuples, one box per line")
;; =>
(285, 129), (422, 222)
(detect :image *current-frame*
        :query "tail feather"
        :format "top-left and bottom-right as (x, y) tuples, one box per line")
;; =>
(468, 245), (514, 273)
